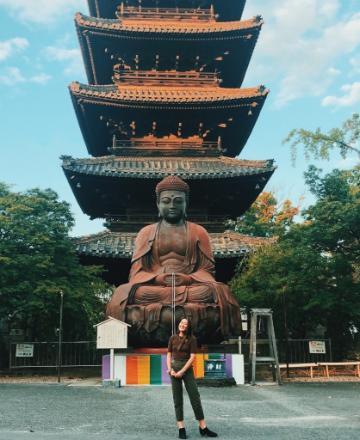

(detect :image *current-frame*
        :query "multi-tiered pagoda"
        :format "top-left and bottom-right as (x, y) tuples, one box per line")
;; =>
(62, 0), (275, 287)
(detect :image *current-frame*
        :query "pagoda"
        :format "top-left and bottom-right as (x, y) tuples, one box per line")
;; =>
(63, 0), (275, 291)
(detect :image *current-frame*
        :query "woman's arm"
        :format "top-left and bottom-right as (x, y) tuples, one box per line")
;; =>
(166, 351), (172, 374)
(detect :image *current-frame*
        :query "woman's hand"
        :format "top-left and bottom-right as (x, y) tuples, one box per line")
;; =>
(174, 370), (185, 378)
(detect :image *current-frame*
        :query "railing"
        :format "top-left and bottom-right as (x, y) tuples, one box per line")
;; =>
(113, 67), (220, 87)
(241, 338), (332, 363)
(278, 338), (332, 363)
(8, 339), (333, 369)
(116, 4), (216, 21)
(105, 214), (228, 224)
(108, 136), (221, 156)
(9, 341), (102, 369)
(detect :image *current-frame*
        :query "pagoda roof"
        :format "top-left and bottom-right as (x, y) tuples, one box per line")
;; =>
(76, 229), (272, 259)
(87, 1), (246, 22)
(62, 155), (275, 225)
(69, 82), (268, 157)
(76, 12), (260, 34)
(62, 155), (273, 179)
(70, 82), (266, 103)
(75, 12), (262, 87)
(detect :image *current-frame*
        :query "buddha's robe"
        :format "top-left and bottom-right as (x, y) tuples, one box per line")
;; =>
(106, 221), (241, 337)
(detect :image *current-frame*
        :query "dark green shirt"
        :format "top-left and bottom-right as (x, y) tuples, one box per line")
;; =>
(168, 334), (198, 360)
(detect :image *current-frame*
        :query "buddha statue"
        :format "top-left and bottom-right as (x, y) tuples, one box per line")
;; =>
(106, 175), (241, 346)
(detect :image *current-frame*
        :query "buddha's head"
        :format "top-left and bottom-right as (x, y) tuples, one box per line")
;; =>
(155, 175), (189, 224)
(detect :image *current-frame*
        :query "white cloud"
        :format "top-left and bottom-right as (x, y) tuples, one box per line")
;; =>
(350, 56), (360, 75)
(0, 67), (25, 85)
(45, 46), (83, 76)
(30, 73), (52, 84)
(0, 37), (29, 61)
(242, 0), (360, 107)
(322, 82), (360, 107)
(0, 66), (51, 86)
(337, 154), (360, 169)
(0, 0), (86, 24)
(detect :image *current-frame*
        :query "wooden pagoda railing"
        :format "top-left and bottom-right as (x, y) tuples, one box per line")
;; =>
(108, 136), (222, 156)
(113, 67), (220, 87)
(105, 214), (228, 224)
(116, 4), (217, 21)
(105, 213), (228, 232)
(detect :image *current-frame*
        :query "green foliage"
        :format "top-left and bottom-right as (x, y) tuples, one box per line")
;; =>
(283, 113), (360, 164)
(231, 167), (360, 358)
(0, 183), (109, 341)
(227, 191), (299, 237)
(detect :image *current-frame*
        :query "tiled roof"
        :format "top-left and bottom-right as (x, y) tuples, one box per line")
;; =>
(75, 12), (262, 34)
(69, 82), (268, 104)
(62, 156), (275, 179)
(75, 230), (272, 259)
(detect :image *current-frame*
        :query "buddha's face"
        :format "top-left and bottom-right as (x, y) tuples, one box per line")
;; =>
(157, 190), (187, 224)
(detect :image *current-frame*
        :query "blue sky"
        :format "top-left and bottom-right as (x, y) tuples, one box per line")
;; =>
(0, 0), (359, 237)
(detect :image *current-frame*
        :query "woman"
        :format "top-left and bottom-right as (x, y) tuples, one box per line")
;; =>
(167, 318), (218, 439)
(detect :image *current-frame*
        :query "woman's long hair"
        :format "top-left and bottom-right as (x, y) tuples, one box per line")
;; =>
(176, 317), (192, 351)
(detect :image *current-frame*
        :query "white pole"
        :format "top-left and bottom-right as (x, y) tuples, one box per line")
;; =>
(110, 348), (114, 381)
(171, 272), (176, 335)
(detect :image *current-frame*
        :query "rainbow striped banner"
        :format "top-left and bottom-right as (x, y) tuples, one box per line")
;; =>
(103, 353), (208, 385)
(102, 353), (246, 385)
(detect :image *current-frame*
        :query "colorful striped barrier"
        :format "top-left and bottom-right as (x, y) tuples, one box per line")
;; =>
(102, 353), (244, 385)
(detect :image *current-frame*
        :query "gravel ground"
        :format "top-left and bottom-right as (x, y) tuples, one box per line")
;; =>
(0, 382), (360, 440)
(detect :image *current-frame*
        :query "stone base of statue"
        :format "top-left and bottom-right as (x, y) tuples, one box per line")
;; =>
(126, 304), (222, 347)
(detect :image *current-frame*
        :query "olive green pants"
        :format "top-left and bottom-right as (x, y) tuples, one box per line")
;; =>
(171, 360), (205, 422)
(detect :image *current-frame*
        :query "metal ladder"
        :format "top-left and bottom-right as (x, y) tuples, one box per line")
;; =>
(249, 308), (282, 385)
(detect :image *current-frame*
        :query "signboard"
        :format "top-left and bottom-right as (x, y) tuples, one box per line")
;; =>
(16, 344), (34, 357)
(309, 340), (326, 354)
(204, 360), (226, 379)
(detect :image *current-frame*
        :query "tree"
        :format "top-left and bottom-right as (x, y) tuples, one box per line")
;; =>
(283, 113), (360, 164)
(227, 191), (299, 237)
(303, 165), (360, 267)
(0, 183), (109, 342)
(230, 167), (360, 358)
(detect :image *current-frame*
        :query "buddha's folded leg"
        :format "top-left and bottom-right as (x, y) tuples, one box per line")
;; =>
(186, 284), (215, 303)
(131, 285), (187, 305)
(132, 285), (169, 304)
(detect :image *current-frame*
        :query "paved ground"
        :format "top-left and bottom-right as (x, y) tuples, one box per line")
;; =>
(0, 383), (359, 440)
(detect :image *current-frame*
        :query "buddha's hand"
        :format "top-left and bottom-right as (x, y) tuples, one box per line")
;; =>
(155, 273), (192, 286)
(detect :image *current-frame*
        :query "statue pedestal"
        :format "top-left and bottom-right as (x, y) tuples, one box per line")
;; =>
(102, 352), (244, 386)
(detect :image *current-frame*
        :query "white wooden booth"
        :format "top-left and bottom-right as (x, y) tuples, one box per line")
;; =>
(94, 317), (130, 383)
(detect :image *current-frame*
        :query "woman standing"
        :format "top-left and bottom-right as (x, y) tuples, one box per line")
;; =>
(167, 318), (218, 439)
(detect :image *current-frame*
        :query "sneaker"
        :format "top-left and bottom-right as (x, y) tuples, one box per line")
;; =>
(199, 426), (218, 437)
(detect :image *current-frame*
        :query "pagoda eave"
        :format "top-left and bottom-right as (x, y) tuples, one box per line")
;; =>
(76, 227), (272, 284)
(69, 82), (268, 158)
(87, 1), (246, 22)
(62, 155), (275, 224)
(76, 229), (273, 259)
(75, 12), (261, 87)
(76, 12), (261, 34)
